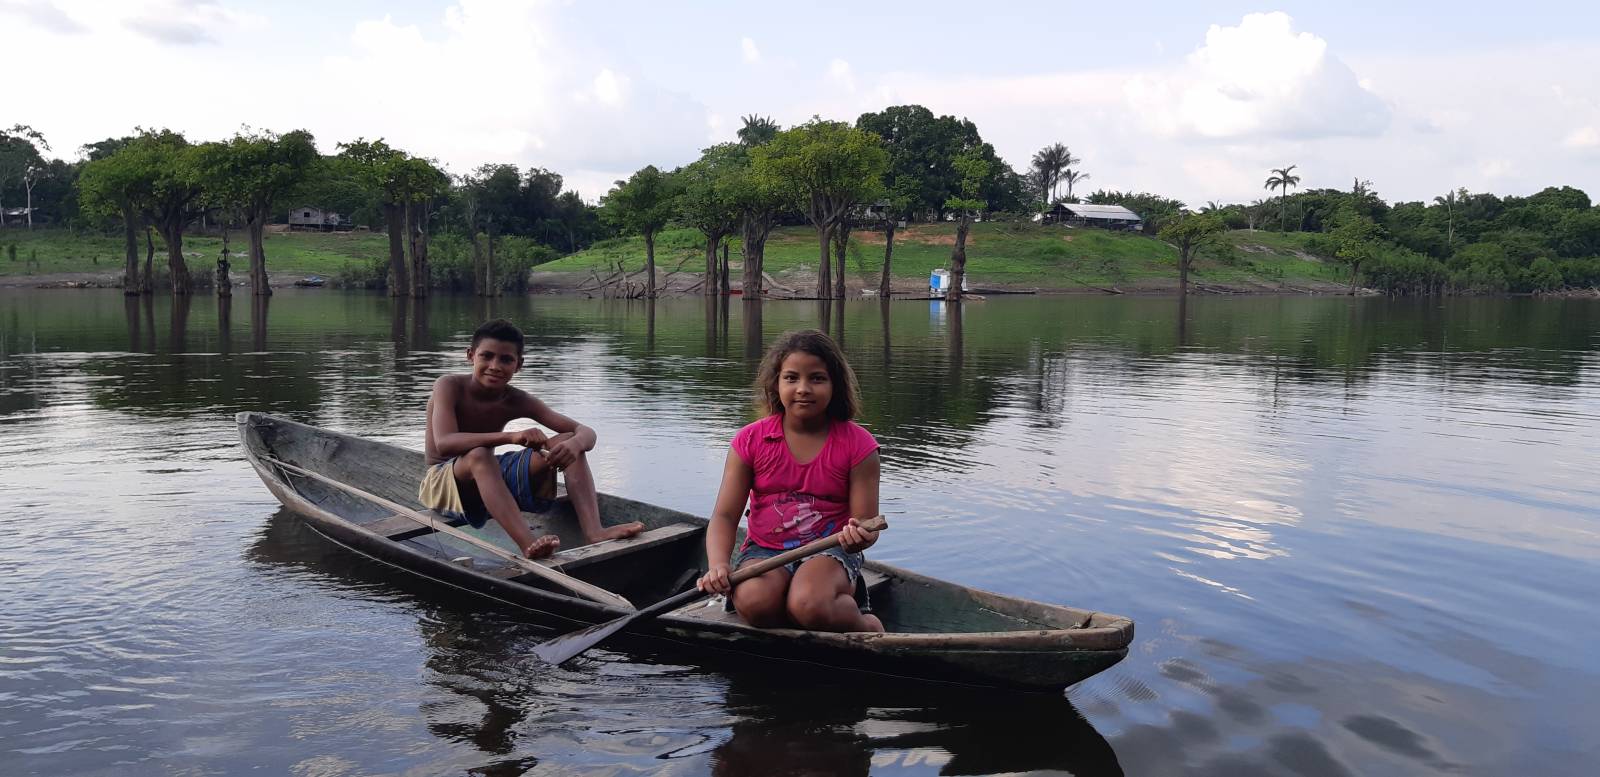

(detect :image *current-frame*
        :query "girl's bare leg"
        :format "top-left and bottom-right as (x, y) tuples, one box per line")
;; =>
(731, 563), (792, 628)
(787, 558), (883, 633)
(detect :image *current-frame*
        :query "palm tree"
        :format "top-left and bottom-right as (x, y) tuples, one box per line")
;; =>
(736, 114), (779, 147)
(1433, 188), (1458, 247)
(1264, 165), (1301, 231)
(1062, 168), (1089, 201)
(1030, 143), (1080, 206)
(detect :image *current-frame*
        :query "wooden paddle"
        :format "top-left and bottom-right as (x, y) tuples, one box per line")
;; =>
(531, 514), (888, 666)
(262, 456), (635, 610)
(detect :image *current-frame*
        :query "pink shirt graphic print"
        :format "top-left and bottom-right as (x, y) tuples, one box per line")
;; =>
(730, 415), (879, 550)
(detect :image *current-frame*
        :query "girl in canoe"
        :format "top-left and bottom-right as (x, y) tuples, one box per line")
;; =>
(697, 330), (884, 633)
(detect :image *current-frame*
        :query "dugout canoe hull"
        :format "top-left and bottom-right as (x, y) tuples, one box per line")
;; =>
(237, 412), (1133, 691)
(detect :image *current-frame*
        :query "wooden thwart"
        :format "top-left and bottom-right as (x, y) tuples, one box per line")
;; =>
(264, 457), (635, 610)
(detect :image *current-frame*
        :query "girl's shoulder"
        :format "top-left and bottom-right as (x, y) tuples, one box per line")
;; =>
(835, 419), (880, 464)
(731, 414), (784, 457)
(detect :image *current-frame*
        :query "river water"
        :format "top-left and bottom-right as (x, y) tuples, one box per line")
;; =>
(1, 289), (1596, 776)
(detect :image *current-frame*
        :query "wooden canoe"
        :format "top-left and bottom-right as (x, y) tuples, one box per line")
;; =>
(237, 412), (1133, 691)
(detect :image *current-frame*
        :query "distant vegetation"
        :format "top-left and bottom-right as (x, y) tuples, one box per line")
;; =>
(3, 112), (1597, 299)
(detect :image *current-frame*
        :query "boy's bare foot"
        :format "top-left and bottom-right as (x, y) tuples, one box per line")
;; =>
(584, 521), (646, 544)
(522, 535), (560, 559)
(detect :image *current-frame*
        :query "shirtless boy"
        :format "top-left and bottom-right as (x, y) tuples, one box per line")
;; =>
(419, 319), (643, 558)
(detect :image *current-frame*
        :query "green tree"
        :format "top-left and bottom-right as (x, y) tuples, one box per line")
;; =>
(395, 156), (450, 298)
(602, 165), (681, 297)
(77, 136), (150, 293)
(944, 151), (991, 302)
(759, 119), (887, 298)
(1158, 212), (1226, 296)
(83, 130), (207, 294)
(1264, 165), (1301, 231)
(192, 129), (318, 296)
(678, 144), (745, 295)
(337, 138), (415, 295)
(1329, 205), (1383, 294)
(0, 125), (49, 229)
(465, 163), (524, 295)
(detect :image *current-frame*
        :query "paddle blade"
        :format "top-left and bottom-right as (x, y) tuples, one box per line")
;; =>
(532, 614), (637, 666)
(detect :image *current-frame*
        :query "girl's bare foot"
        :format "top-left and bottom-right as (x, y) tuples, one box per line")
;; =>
(522, 535), (560, 559)
(859, 613), (885, 633)
(585, 521), (646, 543)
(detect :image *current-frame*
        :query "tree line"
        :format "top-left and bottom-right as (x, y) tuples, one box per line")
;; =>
(5, 111), (1598, 299)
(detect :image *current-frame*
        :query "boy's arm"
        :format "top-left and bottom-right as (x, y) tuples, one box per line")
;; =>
(429, 376), (523, 457)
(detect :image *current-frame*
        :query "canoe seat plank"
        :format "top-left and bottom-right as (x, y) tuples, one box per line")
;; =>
(669, 568), (891, 626)
(538, 522), (703, 572)
(365, 510), (468, 540)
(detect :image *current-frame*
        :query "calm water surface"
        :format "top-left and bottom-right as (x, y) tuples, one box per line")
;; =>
(1, 289), (1597, 776)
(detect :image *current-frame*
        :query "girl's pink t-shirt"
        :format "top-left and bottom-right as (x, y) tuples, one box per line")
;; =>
(731, 414), (879, 550)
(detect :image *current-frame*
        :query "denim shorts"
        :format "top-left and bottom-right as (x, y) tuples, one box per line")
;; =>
(731, 541), (863, 585)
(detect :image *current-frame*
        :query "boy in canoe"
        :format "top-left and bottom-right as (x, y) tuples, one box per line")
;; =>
(420, 318), (643, 558)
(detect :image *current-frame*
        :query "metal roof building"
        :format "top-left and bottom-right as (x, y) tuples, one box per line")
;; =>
(1039, 202), (1143, 230)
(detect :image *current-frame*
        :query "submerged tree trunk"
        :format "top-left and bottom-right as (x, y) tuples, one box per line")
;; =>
(879, 221), (896, 298)
(815, 223), (832, 298)
(947, 216), (971, 302)
(645, 231), (657, 297)
(142, 227), (156, 295)
(1349, 262), (1362, 295)
(216, 226), (232, 298)
(1179, 247), (1190, 297)
(720, 241), (731, 295)
(832, 221), (851, 299)
(407, 200), (429, 299)
(123, 208), (140, 295)
(741, 216), (771, 296)
(384, 202), (408, 297)
(246, 210), (271, 296)
(704, 233), (721, 295)
(161, 221), (192, 295)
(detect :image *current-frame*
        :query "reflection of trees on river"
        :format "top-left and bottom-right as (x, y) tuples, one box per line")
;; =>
(217, 295), (232, 356)
(743, 299), (763, 360)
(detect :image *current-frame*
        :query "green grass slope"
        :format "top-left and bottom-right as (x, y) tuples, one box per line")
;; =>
(540, 222), (1350, 291)
(3, 223), (1352, 292)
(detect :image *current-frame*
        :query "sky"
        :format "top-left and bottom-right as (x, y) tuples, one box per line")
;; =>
(4, 0), (1598, 206)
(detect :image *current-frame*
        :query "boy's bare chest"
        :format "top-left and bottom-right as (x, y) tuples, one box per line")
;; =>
(451, 392), (519, 433)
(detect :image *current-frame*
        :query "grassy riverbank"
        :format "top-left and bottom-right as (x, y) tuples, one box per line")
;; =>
(0, 229), (389, 284)
(0, 224), (1353, 292)
(543, 223), (1353, 293)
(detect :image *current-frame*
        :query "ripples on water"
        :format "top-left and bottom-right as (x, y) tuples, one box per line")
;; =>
(1, 290), (1598, 775)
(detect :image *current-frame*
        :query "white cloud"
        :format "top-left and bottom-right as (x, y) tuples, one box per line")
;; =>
(1127, 12), (1389, 140)
(0, 0), (88, 34)
(828, 58), (855, 92)
(1565, 126), (1600, 149)
(740, 36), (760, 64)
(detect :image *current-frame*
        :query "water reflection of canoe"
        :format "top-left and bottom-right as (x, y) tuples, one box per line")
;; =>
(237, 412), (1133, 690)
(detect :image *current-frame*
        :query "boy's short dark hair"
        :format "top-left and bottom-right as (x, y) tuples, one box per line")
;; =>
(470, 319), (525, 355)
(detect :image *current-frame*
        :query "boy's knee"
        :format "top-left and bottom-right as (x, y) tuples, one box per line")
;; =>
(463, 446), (495, 467)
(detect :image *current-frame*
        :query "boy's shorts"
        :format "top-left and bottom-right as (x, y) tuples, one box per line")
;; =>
(418, 447), (557, 529)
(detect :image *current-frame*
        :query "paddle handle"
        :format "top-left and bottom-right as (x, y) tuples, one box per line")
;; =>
(728, 514), (888, 585)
